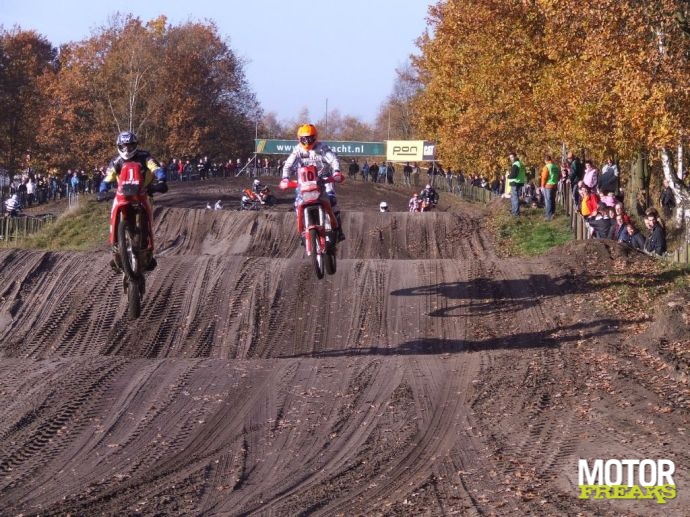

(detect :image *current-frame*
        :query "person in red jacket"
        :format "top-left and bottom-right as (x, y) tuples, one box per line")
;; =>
(579, 185), (600, 218)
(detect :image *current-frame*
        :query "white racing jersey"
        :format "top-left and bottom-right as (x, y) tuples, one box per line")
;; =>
(282, 142), (340, 180)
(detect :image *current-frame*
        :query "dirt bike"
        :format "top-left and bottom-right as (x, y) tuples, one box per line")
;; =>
(103, 163), (159, 319)
(280, 166), (339, 279)
(240, 188), (262, 211)
(257, 186), (277, 206)
(421, 197), (437, 212)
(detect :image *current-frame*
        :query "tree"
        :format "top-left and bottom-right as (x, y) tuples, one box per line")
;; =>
(35, 15), (259, 169)
(0, 28), (56, 172)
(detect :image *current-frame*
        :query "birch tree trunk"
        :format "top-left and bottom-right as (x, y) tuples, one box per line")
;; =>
(661, 147), (690, 242)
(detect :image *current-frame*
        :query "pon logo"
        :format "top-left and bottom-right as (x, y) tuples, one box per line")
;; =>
(578, 459), (676, 504)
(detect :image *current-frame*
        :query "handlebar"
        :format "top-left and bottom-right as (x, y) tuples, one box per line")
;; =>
(280, 176), (336, 190)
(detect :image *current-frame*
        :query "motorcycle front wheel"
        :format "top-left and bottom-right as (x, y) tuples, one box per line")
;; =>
(309, 228), (325, 279)
(126, 276), (145, 319)
(118, 216), (142, 278)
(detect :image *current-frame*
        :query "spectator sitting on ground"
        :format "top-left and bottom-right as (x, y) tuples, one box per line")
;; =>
(620, 222), (646, 250)
(643, 208), (667, 256)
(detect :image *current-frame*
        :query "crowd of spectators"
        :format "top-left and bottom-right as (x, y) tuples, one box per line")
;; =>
(1, 167), (104, 214)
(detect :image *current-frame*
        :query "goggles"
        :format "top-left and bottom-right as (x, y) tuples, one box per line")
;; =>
(118, 143), (136, 153)
(299, 136), (316, 145)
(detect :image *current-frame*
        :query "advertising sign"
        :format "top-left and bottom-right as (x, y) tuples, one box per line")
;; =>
(255, 139), (385, 156)
(386, 140), (436, 162)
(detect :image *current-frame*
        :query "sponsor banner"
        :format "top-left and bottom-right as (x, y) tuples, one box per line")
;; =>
(386, 140), (436, 162)
(255, 139), (385, 156)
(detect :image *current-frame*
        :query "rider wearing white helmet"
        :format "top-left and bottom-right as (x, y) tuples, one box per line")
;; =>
(379, 201), (389, 212)
(101, 131), (168, 273)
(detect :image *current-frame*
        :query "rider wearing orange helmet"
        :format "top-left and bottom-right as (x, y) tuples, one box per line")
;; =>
(281, 124), (345, 241)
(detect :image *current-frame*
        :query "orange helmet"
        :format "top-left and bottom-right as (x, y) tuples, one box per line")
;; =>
(297, 124), (318, 150)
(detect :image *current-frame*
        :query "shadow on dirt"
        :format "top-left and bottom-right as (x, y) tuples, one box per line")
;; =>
(282, 318), (637, 358)
(390, 269), (687, 317)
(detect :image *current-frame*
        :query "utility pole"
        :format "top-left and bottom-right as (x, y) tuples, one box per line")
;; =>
(387, 110), (391, 140)
(325, 98), (328, 138)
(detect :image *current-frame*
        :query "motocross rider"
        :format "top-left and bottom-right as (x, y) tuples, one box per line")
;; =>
(100, 131), (168, 273)
(419, 183), (439, 209)
(252, 178), (268, 204)
(4, 194), (21, 216)
(409, 192), (422, 212)
(280, 124), (345, 241)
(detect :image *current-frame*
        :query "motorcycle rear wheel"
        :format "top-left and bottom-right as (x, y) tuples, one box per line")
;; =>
(309, 228), (325, 279)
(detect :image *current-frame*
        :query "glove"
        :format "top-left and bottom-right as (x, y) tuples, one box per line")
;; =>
(153, 167), (167, 182)
(332, 171), (344, 183)
(279, 178), (289, 190)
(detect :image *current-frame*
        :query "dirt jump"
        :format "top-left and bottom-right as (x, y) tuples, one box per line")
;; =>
(0, 176), (687, 515)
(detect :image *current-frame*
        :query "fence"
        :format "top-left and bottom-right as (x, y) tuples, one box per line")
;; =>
(0, 214), (56, 246)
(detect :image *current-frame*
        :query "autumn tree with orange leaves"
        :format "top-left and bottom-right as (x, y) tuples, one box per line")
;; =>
(0, 15), (260, 172)
(414, 0), (690, 222)
(0, 29), (57, 172)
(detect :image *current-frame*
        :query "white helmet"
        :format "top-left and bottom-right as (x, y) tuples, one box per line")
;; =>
(241, 195), (250, 203)
(253, 179), (260, 186)
(379, 201), (389, 212)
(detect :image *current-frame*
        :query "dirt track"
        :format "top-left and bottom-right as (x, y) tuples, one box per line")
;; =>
(0, 177), (688, 515)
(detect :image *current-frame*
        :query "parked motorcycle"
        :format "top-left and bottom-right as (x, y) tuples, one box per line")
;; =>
(280, 166), (338, 279)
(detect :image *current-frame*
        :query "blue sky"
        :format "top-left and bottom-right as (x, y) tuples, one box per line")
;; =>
(1, 0), (433, 124)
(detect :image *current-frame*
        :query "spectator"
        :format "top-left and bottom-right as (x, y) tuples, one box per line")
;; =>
(600, 157), (619, 194)
(568, 151), (584, 185)
(614, 201), (632, 225)
(378, 162), (387, 183)
(579, 185), (600, 218)
(600, 190), (617, 208)
(412, 162), (421, 187)
(582, 160), (598, 191)
(348, 159), (360, 180)
(369, 162), (379, 183)
(660, 179), (676, 219)
(620, 223), (646, 250)
(445, 167), (453, 191)
(386, 162), (395, 184)
(403, 162), (413, 186)
(507, 151), (527, 216)
(643, 208), (666, 256)
(589, 202), (614, 239)
(540, 154), (559, 220)
(613, 214), (627, 242)
(70, 171), (80, 195)
(362, 160), (370, 182)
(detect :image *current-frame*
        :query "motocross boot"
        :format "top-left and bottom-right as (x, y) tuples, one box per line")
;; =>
(143, 250), (157, 272)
